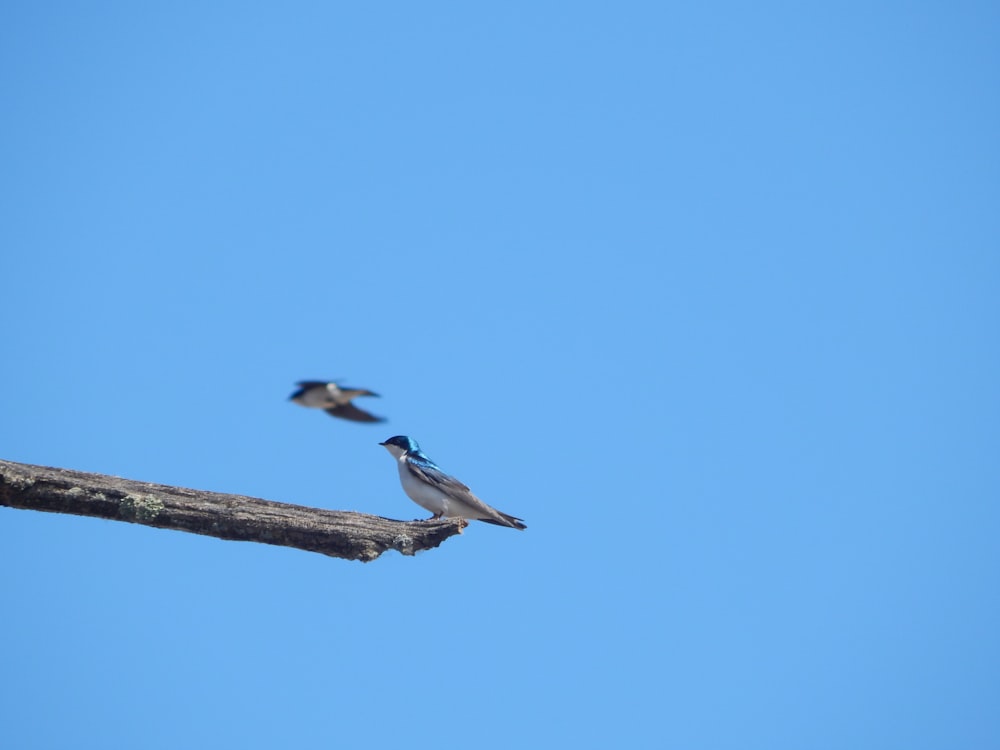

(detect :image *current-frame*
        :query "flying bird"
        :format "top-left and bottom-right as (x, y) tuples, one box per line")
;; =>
(379, 435), (526, 530)
(289, 381), (386, 423)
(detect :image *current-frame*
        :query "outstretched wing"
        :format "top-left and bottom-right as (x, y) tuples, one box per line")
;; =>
(325, 403), (385, 423)
(294, 380), (329, 389)
(338, 386), (380, 399)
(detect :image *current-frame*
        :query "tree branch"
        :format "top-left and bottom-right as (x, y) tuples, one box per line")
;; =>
(0, 458), (466, 562)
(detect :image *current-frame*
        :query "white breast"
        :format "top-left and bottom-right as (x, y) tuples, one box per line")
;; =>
(396, 459), (450, 516)
(296, 387), (334, 408)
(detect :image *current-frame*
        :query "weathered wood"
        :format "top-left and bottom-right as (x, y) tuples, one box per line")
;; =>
(0, 458), (465, 562)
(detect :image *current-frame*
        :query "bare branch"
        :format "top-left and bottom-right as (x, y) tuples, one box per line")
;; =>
(0, 458), (465, 562)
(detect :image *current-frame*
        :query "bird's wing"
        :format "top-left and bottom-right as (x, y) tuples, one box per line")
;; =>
(406, 458), (473, 494)
(406, 459), (520, 526)
(325, 403), (385, 423)
(339, 387), (380, 398)
(478, 512), (527, 530)
(294, 381), (328, 389)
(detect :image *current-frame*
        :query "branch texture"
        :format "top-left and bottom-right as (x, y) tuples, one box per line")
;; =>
(0, 459), (466, 562)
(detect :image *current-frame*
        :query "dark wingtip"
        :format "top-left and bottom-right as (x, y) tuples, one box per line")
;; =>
(502, 512), (527, 530)
(479, 515), (527, 530)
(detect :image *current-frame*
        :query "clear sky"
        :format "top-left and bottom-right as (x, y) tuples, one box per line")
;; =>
(2, 3), (998, 748)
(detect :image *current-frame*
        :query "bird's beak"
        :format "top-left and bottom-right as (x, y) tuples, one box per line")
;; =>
(378, 441), (386, 446)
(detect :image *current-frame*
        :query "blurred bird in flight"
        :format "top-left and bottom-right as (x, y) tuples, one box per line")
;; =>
(289, 380), (386, 423)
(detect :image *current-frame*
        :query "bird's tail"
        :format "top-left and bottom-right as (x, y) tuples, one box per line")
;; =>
(481, 513), (527, 530)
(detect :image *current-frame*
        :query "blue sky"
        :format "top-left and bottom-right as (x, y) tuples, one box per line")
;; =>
(1, 2), (998, 748)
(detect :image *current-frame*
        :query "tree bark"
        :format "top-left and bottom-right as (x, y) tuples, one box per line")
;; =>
(0, 458), (465, 562)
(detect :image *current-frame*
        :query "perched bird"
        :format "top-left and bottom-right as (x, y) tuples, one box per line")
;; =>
(379, 435), (526, 530)
(289, 380), (386, 423)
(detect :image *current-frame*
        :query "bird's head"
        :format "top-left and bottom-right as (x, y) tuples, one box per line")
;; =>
(379, 435), (419, 458)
